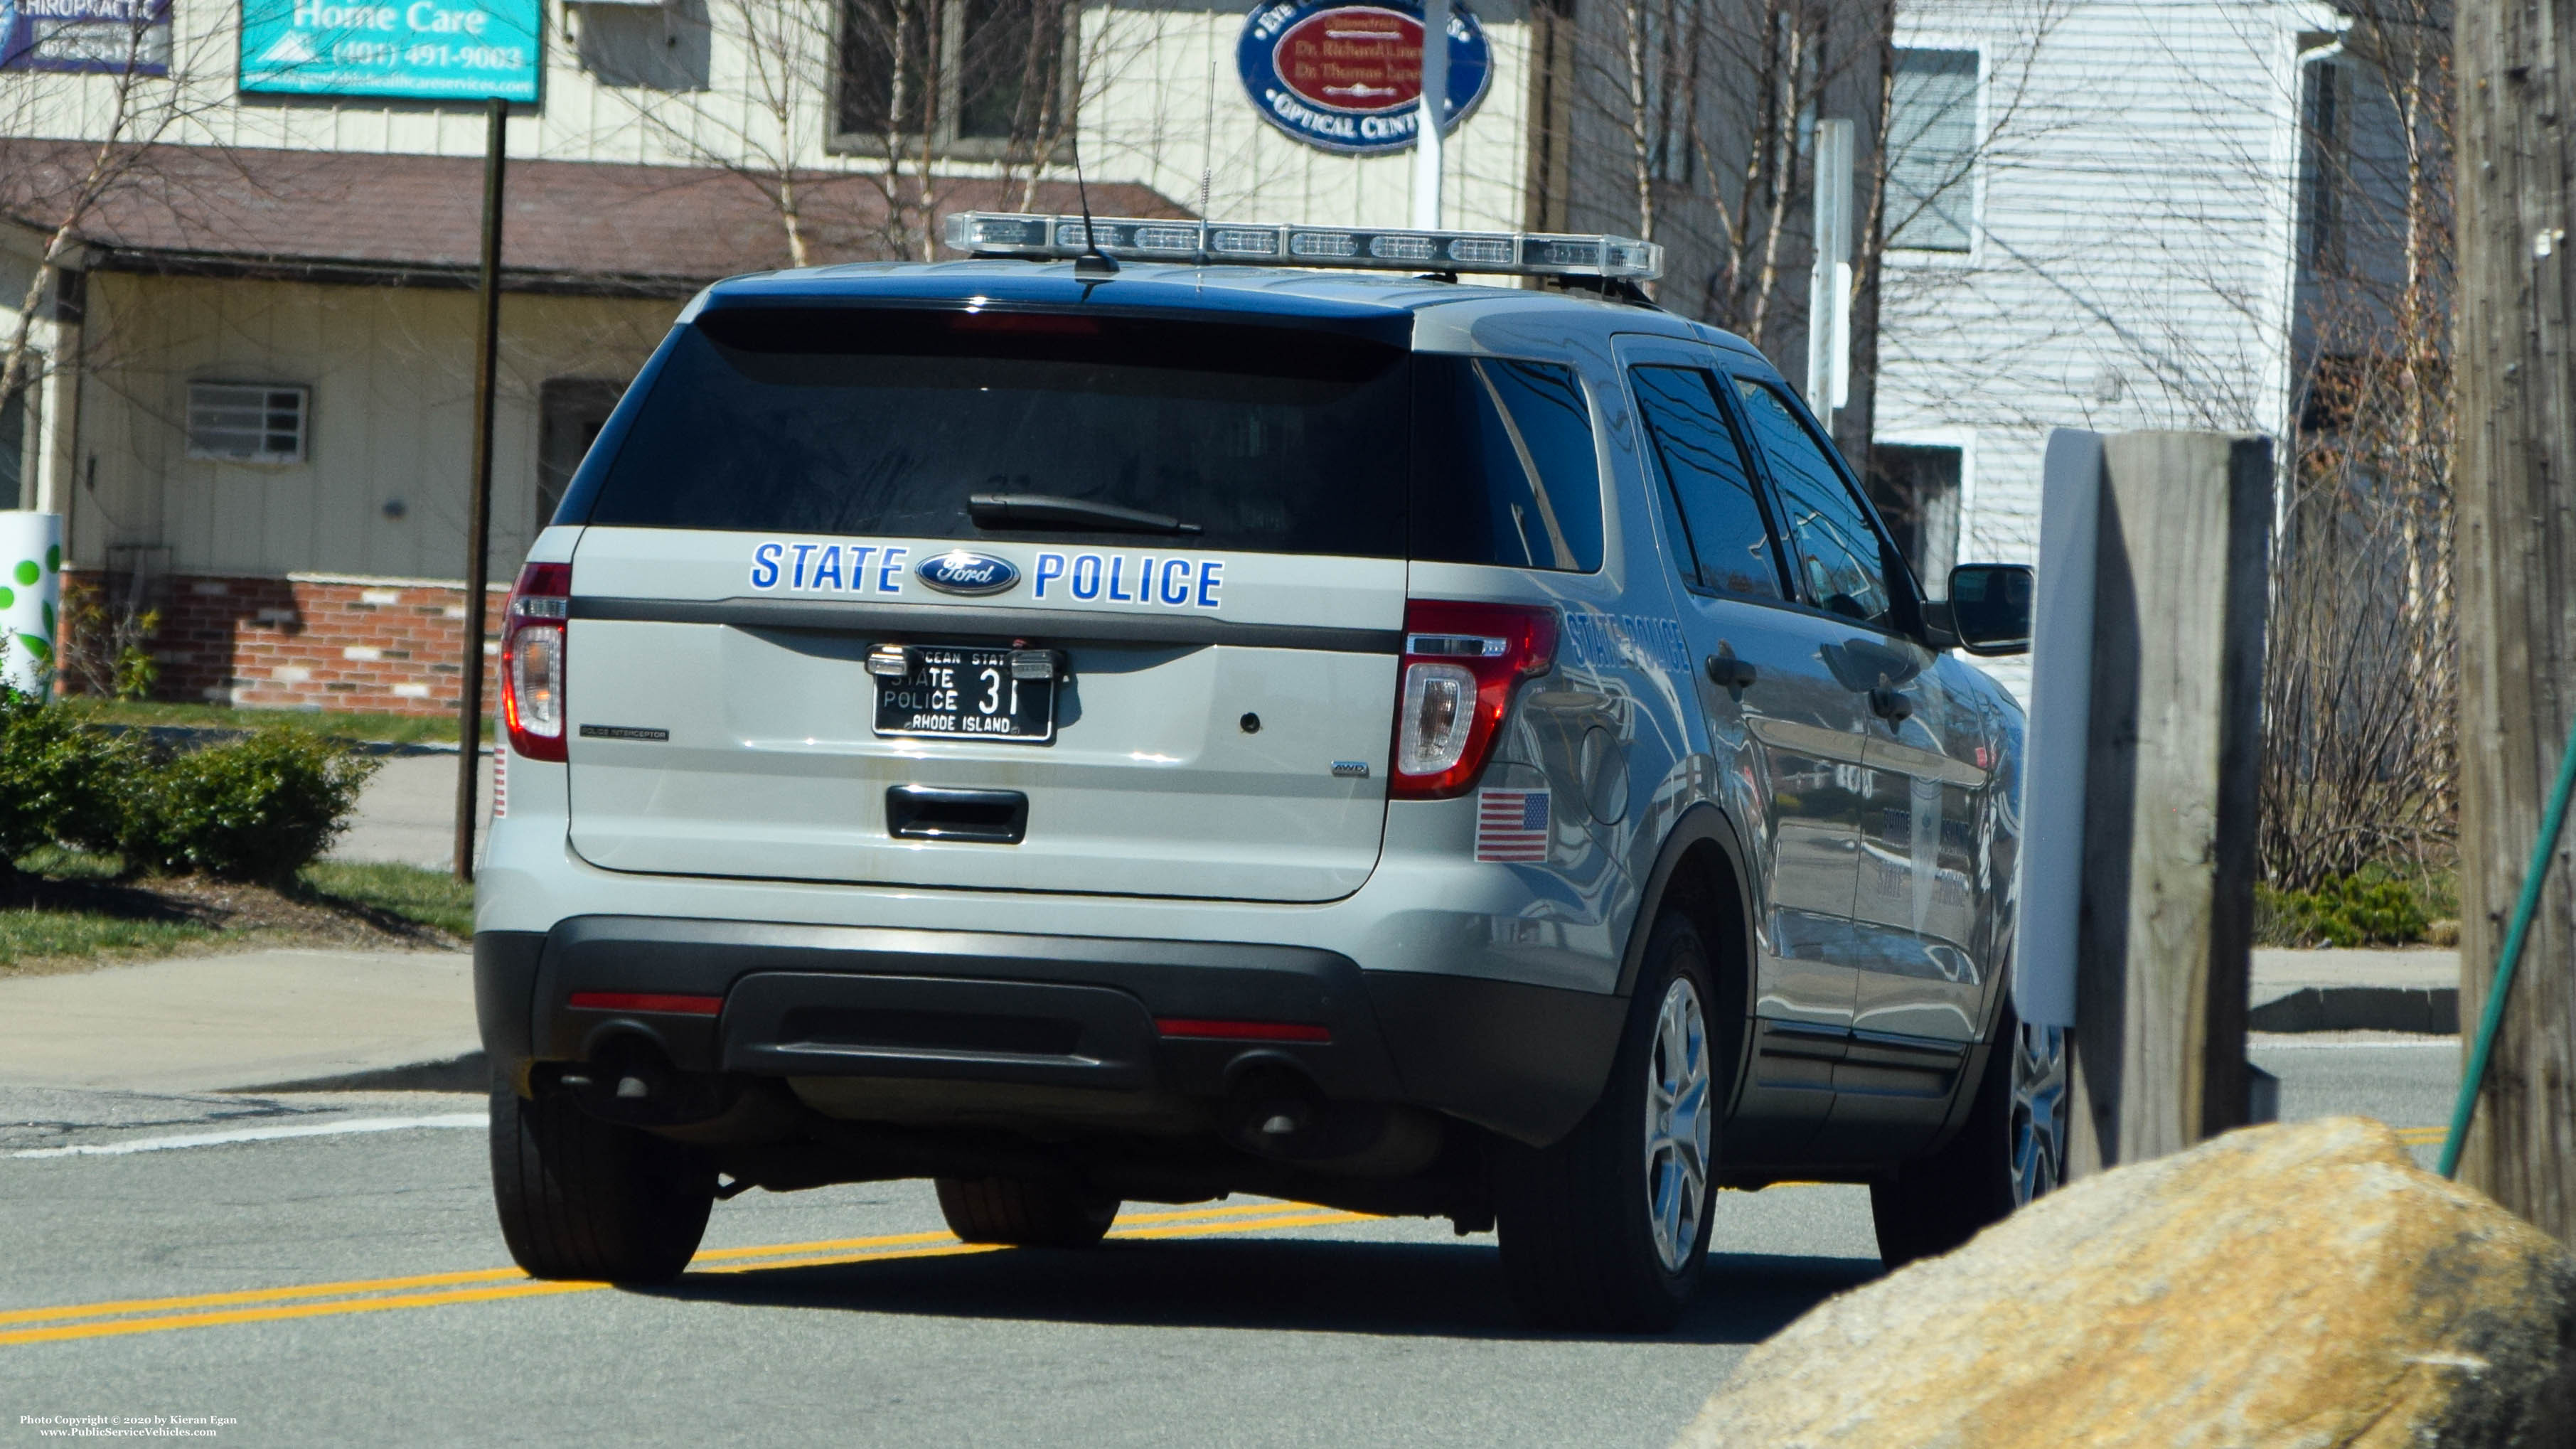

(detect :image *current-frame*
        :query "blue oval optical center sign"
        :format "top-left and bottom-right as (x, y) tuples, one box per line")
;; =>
(1238, 0), (1492, 157)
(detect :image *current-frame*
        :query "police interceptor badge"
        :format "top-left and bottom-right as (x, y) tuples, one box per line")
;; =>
(1237, 0), (1493, 158)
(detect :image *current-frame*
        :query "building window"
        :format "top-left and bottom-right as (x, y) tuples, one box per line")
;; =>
(572, 0), (713, 92)
(1886, 48), (1978, 253)
(1638, 0), (1696, 185)
(2303, 61), (2344, 273)
(835, 0), (1074, 159)
(538, 378), (627, 530)
(0, 381), (25, 510)
(186, 383), (309, 465)
(1865, 444), (1963, 589)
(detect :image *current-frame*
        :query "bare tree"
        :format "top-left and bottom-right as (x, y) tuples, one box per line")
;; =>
(0, 4), (240, 456)
(570, 0), (1131, 266)
(2260, 0), (2457, 892)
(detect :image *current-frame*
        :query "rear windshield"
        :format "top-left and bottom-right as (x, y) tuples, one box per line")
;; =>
(577, 307), (1603, 572)
(580, 306), (1409, 555)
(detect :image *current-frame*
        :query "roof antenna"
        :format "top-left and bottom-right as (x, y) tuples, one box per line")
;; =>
(1069, 129), (1118, 279)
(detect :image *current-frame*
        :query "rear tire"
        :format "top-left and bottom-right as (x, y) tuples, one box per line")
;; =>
(1870, 996), (2066, 1268)
(1495, 910), (1719, 1332)
(489, 1084), (714, 1283)
(934, 1177), (1119, 1248)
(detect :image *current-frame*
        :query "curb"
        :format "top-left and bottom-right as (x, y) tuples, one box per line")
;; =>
(2249, 987), (2459, 1035)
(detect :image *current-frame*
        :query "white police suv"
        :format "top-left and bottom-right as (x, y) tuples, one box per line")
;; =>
(474, 213), (2050, 1331)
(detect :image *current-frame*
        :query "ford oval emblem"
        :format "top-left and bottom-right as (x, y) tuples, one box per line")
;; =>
(916, 550), (1021, 597)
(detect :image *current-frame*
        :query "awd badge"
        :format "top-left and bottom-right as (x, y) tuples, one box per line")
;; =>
(915, 550), (1021, 597)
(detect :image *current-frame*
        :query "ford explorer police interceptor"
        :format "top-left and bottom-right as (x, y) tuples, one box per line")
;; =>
(473, 213), (2053, 1332)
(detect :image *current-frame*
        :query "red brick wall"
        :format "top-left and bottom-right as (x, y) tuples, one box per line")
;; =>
(65, 570), (507, 717)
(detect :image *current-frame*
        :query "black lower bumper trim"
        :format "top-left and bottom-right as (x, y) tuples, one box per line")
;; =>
(483, 916), (1629, 1147)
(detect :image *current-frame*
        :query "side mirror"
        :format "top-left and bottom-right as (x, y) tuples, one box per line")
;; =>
(1946, 563), (2033, 656)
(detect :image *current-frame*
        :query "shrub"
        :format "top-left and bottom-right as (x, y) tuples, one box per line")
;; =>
(117, 728), (380, 883)
(2260, 870), (2432, 948)
(0, 678), (133, 870)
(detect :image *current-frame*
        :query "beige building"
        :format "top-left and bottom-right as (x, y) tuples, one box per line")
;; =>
(2, 0), (1857, 712)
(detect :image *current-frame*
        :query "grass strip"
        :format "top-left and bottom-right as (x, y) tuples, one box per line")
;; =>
(54, 697), (491, 746)
(296, 861), (476, 939)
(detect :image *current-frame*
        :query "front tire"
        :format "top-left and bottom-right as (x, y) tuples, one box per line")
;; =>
(934, 1177), (1119, 1248)
(489, 1084), (714, 1283)
(1495, 910), (1719, 1332)
(1869, 998), (2067, 1268)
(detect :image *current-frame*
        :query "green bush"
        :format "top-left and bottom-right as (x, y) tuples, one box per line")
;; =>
(2260, 871), (2432, 948)
(117, 728), (380, 883)
(0, 680), (133, 868)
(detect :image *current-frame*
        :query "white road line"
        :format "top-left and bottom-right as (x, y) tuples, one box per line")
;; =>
(2249, 1037), (2461, 1050)
(9, 1114), (487, 1159)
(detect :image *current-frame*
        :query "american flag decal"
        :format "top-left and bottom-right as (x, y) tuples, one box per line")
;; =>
(1476, 789), (1552, 862)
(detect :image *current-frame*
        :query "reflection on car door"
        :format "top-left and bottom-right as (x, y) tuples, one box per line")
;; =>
(1728, 374), (1982, 1159)
(1619, 343), (1871, 1158)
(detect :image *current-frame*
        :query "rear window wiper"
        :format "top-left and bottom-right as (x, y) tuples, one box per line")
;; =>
(968, 492), (1203, 537)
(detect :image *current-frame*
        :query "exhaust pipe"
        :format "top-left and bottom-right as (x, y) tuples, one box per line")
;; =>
(1222, 1059), (1442, 1176)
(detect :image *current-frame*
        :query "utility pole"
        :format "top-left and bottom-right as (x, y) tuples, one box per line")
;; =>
(2453, 0), (2576, 1237)
(454, 97), (507, 883)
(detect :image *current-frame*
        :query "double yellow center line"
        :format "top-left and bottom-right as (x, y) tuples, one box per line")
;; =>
(0, 1200), (1368, 1349)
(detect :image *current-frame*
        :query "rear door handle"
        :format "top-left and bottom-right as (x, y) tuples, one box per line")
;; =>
(1869, 687), (1915, 724)
(1704, 654), (1758, 690)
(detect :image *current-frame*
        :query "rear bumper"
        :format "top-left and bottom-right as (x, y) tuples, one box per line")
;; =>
(476, 917), (1625, 1145)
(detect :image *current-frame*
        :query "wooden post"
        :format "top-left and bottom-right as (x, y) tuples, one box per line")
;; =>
(2064, 432), (2272, 1175)
(2453, 0), (2576, 1238)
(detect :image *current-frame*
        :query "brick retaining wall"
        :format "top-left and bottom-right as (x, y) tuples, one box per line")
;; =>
(65, 570), (506, 717)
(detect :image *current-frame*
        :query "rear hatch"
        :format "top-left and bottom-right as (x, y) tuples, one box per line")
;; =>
(561, 299), (1411, 903)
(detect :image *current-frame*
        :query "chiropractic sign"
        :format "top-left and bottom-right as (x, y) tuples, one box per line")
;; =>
(0, 0), (171, 74)
(1236, 0), (1491, 156)
(239, 0), (538, 100)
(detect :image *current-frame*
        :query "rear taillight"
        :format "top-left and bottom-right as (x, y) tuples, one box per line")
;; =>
(501, 562), (571, 763)
(1389, 600), (1557, 800)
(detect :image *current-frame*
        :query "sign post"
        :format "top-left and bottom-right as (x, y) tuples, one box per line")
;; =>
(1805, 118), (1853, 422)
(452, 97), (506, 883)
(1411, 0), (1448, 228)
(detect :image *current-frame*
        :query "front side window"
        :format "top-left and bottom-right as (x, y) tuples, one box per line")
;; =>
(1628, 365), (1784, 599)
(1731, 378), (1895, 626)
(1412, 357), (1603, 572)
(1888, 48), (1979, 252)
(838, 0), (1071, 157)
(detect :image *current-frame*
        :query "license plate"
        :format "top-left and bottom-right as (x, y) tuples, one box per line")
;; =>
(873, 646), (1055, 744)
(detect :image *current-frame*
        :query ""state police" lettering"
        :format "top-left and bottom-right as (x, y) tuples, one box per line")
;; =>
(749, 541), (910, 594)
(1032, 552), (1222, 609)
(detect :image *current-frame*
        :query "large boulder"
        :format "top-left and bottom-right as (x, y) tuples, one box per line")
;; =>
(1676, 1118), (2576, 1448)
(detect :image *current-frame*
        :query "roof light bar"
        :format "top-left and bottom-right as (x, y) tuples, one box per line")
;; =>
(942, 211), (1663, 282)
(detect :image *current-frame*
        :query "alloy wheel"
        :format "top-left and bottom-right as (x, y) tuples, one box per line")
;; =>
(2009, 1020), (2069, 1207)
(1642, 977), (1713, 1273)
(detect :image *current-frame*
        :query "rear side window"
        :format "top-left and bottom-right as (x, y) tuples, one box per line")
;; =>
(582, 306), (1409, 556)
(1628, 365), (1785, 599)
(1411, 356), (1603, 573)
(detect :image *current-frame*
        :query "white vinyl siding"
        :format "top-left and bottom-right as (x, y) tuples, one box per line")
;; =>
(1888, 48), (1979, 252)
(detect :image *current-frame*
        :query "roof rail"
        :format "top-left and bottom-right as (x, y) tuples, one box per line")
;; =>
(943, 211), (1664, 284)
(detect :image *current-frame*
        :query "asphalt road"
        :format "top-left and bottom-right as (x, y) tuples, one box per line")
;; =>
(0, 1037), (2458, 1448)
